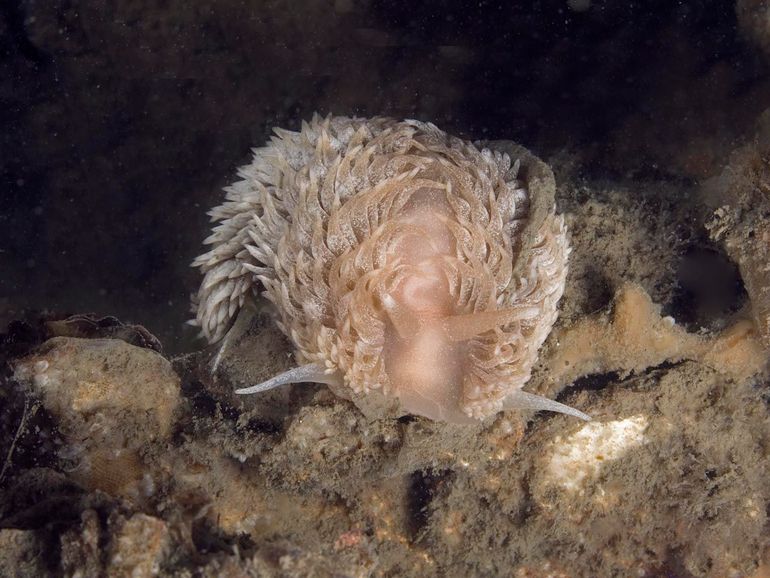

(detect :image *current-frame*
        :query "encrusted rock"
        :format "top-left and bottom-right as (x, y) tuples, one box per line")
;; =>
(12, 337), (180, 498)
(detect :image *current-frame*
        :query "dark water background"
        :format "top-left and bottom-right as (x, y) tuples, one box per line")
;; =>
(2, 0), (767, 352)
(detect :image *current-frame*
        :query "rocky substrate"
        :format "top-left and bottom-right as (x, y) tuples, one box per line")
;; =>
(1, 138), (768, 576)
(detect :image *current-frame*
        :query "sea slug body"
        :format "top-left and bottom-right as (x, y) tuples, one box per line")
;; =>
(191, 115), (588, 424)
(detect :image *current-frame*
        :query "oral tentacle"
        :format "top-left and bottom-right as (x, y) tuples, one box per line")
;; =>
(502, 389), (591, 421)
(234, 363), (340, 395)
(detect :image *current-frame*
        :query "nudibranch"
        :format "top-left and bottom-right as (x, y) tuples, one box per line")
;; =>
(191, 115), (589, 424)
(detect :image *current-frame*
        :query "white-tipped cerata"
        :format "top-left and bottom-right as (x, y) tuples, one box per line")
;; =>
(193, 115), (574, 423)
